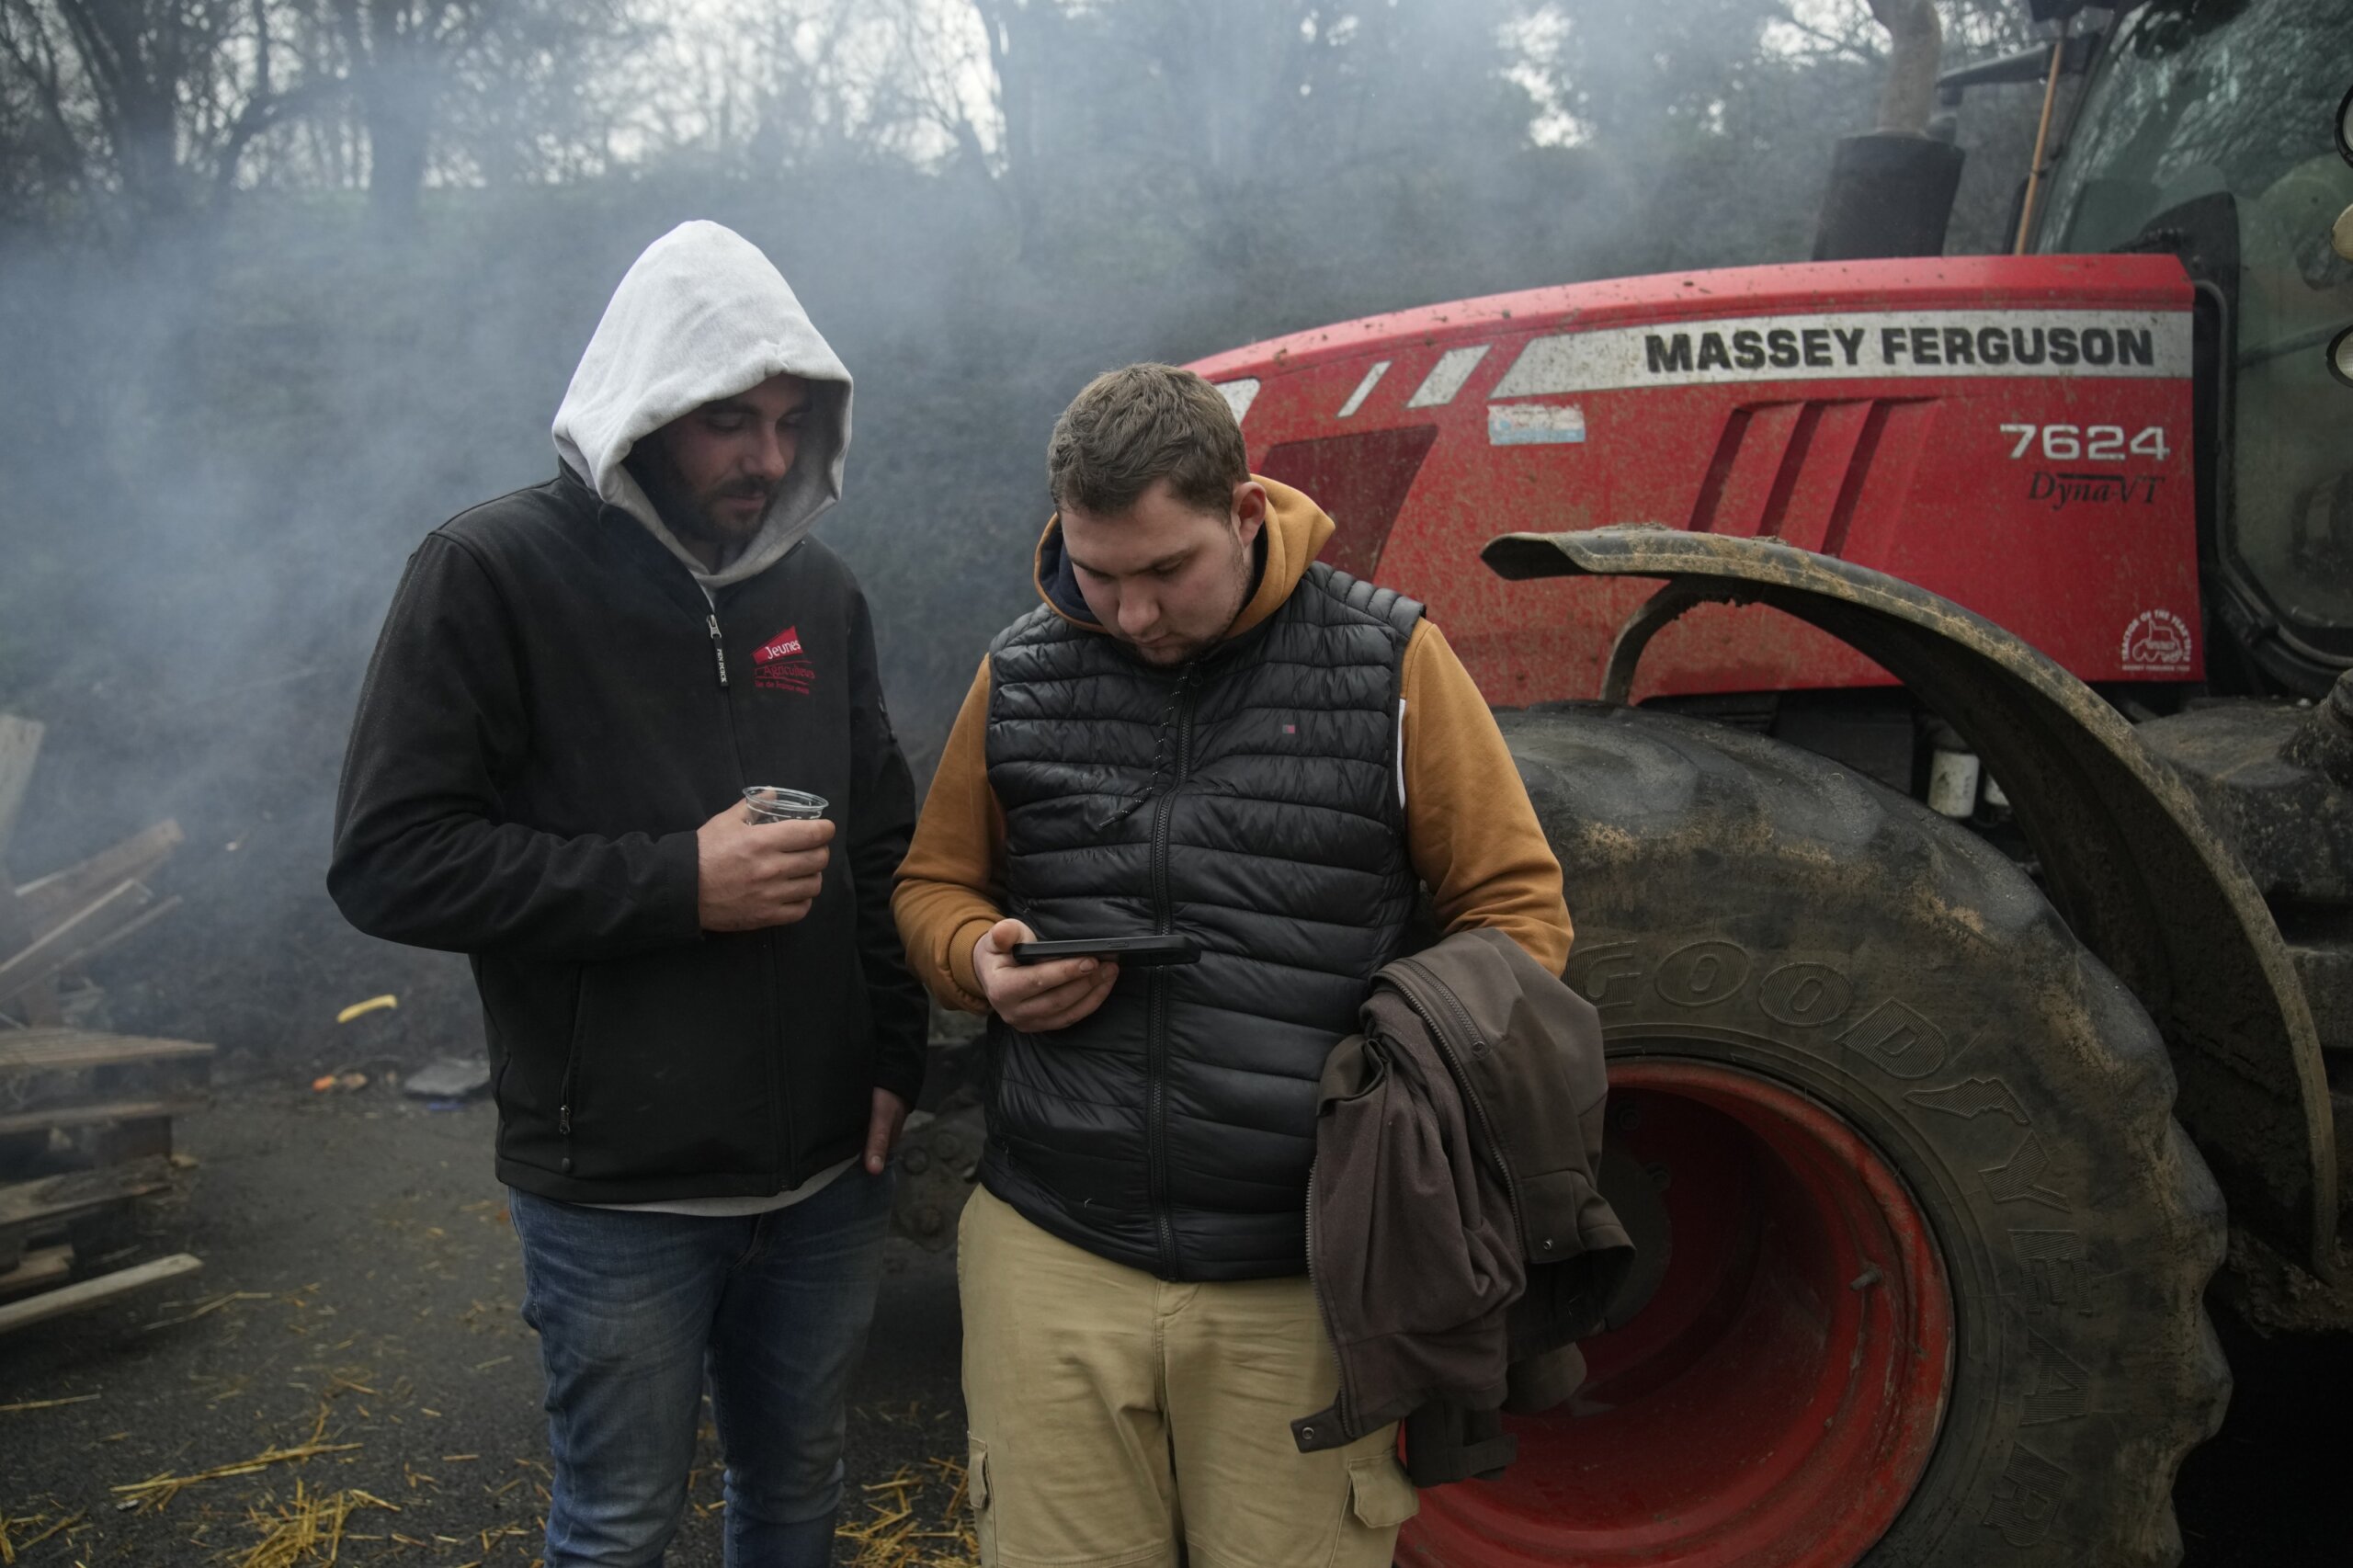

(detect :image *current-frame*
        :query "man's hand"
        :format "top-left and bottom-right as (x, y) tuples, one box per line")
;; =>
(696, 802), (835, 930)
(972, 918), (1120, 1033)
(865, 1088), (909, 1175)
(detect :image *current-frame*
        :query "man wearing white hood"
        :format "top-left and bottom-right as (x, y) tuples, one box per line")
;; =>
(331, 222), (927, 1566)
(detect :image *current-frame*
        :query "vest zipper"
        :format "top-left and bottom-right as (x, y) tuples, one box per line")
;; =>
(707, 613), (731, 688)
(1145, 664), (1200, 1278)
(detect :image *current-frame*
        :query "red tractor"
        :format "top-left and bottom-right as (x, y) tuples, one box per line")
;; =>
(1179, 1), (2352, 1562)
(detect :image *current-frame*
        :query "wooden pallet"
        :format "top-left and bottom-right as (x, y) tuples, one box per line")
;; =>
(0, 1030), (213, 1325)
(0, 712), (184, 1029)
(0, 713), (211, 1330)
(0, 1028), (214, 1172)
(0, 1154), (174, 1256)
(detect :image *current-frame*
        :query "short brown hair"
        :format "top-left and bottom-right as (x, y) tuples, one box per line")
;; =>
(1047, 363), (1248, 517)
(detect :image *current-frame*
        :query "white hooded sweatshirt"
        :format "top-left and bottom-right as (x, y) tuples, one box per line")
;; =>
(552, 221), (852, 590)
(551, 222), (864, 1214)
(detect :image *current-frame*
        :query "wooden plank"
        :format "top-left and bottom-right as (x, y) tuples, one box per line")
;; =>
(0, 1253), (200, 1335)
(0, 868), (61, 1028)
(0, 1243), (72, 1300)
(0, 882), (163, 1006)
(0, 1096), (208, 1139)
(0, 715), (40, 865)
(16, 820), (183, 931)
(0, 1156), (173, 1233)
(0, 1029), (217, 1075)
(0, 1036), (213, 1140)
(45, 893), (182, 979)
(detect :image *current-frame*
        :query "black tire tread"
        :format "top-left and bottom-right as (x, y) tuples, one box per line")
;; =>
(1501, 703), (2227, 1568)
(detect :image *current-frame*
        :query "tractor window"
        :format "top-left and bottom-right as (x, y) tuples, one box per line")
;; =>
(2041, 0), (2353, 655)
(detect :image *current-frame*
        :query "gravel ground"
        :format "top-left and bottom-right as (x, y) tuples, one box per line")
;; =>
(0, 1081), (968, 1566)
(1, 1075), (2344, 1567)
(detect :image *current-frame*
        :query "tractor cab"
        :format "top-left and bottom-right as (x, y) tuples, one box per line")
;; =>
(2032, 0), (2353, 691)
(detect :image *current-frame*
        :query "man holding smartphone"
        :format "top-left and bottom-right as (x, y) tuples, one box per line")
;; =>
(893, 363), (1574, 1567)
(330, 221), (926, 1567)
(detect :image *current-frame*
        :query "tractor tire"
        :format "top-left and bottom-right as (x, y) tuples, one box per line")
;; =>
(1398, 704), (2229, 1568)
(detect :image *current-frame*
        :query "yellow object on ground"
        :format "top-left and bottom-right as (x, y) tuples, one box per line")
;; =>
(335, 994), (398, 1025)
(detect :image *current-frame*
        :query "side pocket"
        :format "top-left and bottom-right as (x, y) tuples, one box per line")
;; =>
(555, 966), (590, 1166)
(1345, 1453), (1419, 1530)
(966, 1437), (995, 1561)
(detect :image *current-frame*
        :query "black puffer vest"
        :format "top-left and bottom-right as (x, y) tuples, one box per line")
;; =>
(981, 562), (1424, 1280)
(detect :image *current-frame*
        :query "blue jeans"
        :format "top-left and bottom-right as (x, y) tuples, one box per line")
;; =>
(509, 1166), (895, 1567)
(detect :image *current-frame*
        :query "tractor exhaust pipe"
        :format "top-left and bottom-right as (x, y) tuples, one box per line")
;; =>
(1811, 135), (1967, 261)
(1813, 0), (1965, 261)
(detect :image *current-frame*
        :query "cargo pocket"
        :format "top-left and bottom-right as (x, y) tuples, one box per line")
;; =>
(1346, 1453), (1419, 1529)
(966, 1437), (995, 1562)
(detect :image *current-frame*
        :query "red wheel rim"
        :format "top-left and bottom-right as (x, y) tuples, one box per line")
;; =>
(1399, 1060), (1953, 1568)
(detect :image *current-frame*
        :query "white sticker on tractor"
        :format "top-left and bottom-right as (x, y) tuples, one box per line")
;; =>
(1491, 309), (2192, 397)
(1214, 378), (1261, 425)
(1489, 402), (1586, 446)
(1406, 346), (1492, 408)
(2120, 609), (2194, 672)
(1336, 361), (1389, 418)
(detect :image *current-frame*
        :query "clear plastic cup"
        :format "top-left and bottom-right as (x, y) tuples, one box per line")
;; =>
(743, 786), (829, 823)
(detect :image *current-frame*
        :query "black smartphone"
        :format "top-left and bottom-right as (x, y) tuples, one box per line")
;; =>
(1009, 935), (1200, 967)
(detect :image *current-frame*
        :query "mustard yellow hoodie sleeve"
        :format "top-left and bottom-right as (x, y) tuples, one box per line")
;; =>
(892, 655), (1006, 1012)
(1400, 619), (1574, 972)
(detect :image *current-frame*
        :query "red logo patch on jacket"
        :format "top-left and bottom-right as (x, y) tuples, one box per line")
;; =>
(753, 624), (815, 693)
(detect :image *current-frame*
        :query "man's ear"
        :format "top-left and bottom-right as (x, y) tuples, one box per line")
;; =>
(1232, 480), (1268, 547)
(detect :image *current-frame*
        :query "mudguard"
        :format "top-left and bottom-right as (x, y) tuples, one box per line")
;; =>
(1484, 525), (2336, 1274)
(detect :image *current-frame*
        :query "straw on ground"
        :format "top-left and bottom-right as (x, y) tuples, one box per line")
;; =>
(232, 1482), (398, 1568)
(110, 1406), (360, 1510)
(838, 1459), (978, 1567)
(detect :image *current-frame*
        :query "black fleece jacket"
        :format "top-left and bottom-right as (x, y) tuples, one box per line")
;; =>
(329, 470), (926, 1203)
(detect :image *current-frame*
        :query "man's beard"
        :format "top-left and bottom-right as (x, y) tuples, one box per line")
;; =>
(1134, 534), (1255, 666)
(627, 449), (774, 551)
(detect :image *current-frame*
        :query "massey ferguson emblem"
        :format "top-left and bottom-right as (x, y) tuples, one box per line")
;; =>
(2028, 472), (2165, 511)
(1486, 308), (2190, 398)
(2120, 609), (2193, 672)
(754, 625), (815, 693)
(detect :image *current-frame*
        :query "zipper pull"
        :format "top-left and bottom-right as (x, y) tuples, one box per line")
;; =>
(707, 614), (730, 688)
(558, 1103), (571, 1135)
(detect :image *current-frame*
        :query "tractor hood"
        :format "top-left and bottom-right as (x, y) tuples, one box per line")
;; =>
(1187, 255), (2201, 708)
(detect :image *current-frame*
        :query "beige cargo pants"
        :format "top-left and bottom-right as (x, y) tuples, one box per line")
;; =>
(958, 1186), (1418, 1568)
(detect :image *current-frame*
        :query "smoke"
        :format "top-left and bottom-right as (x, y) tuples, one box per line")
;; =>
(0, 0), (2051, 1066)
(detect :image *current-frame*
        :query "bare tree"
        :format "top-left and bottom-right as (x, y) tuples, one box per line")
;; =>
(968, 0), (1065, 248)
(0, 0), (326, 227)
(1865, 0), (1942, 134)
(325, 1), (472, 227)
(433, 1), (633, 187)
(285, 2), (628, 227)
(0, 0), (91, 218)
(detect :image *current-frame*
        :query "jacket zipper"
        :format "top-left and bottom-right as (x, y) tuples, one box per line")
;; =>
(556, 975), (589, 1162)
(702, 596), (785, 1183)
(1144, 664), (1199, 1278)
(1302, 1162), (1352, 1441)
(1392, 959), (1531, 1247)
